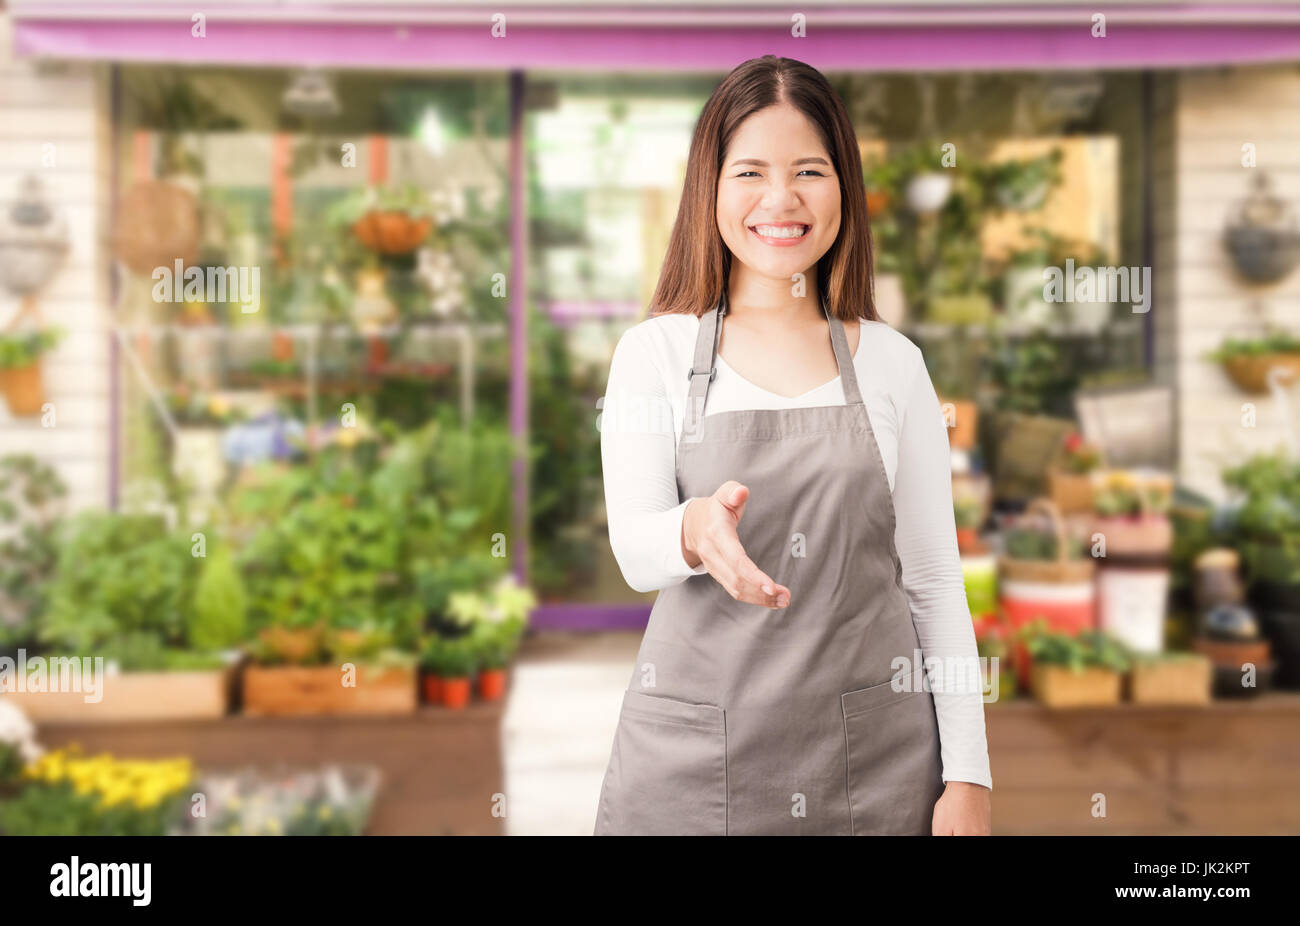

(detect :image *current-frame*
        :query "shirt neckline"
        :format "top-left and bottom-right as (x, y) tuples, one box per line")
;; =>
(712, 319), (865, 402)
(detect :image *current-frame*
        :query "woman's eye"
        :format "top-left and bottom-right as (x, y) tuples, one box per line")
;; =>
(736, 169), (826, 178)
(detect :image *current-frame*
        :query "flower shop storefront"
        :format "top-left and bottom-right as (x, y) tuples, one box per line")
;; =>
(5, 2), (1300, 834)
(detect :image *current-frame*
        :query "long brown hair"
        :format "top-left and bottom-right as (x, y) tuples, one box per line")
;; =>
(650, 55), (876, 321)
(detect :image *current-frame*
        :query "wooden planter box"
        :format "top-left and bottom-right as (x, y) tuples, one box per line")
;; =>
(242, 664), (417, 717)
(0, 665), (235, 724)
(1048, 469), (1094, 514)
(1128, 657), (1212, 706)
(1030, 664), (1122, 708)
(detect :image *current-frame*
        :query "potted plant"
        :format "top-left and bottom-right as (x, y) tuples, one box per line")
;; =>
(1021, 625), (1131, 708)
(998, 499), (1096, 687)
(15, 511), (237, 723)
(1048, 431), (1102, 514)
(1221, 453), (1300, 687)
(953, 494), (983, 555)
(1091, 470), (1174, 557)
(1209, 330), (1300, 394)
(0, 327), (63, 417)
(421, 634), (476, 709)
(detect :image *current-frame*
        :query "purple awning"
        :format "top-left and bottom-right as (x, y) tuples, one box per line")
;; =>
(12, 2), (1300, 71)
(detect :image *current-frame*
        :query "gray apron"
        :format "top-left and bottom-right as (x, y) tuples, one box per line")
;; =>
(594, 290), (944, 835)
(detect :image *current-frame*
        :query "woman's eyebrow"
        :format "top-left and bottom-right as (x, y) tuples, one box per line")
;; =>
(728, 156), (831, 168)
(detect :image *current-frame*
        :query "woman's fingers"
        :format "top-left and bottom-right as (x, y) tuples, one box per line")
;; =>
(706, 517), (788, 608)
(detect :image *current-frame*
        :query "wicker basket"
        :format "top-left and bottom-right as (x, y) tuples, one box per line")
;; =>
(1222, 353), (1300, 394)
(999, 498), (1096, 584)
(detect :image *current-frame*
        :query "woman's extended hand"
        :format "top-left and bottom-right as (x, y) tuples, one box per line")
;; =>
(931, 781), (992, 835)
(682, 481), (790, 609)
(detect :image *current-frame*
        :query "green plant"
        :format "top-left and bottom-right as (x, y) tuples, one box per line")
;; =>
(1209, 329), (1300, 362)
(1059, 432), (1101, 474)
(954, 495), (983, 530)
(988, 329), (1079, 415)
(1018, 623), (1132, 674)
(420, 634), (477, 678)
(0, 455), (67, 649)
(0, 327), (64, 370)
(1221, 452), (1300, 583)
(1003, 525), (1085, 561)
(190, 543), (248, 653)
(38, 512), (201, 669)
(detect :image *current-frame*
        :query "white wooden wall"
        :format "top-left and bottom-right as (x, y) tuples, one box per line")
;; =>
(0, 13), (112, 514)
(1153, 66), (1300, 503)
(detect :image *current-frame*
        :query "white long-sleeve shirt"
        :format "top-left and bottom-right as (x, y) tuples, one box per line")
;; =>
(599, 312), (993, 791)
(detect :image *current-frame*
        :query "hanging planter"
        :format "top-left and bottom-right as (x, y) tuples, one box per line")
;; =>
(0, 328), (62, 417)
(1210, 331), (1300, 393)
(904, 171), (952, 214)
(352, 210), (432, 256)
(1222, 172), (1300, 285)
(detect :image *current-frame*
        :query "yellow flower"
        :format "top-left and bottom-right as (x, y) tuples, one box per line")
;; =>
(336, 427), (358, 448)
(207, 395), (231, 417)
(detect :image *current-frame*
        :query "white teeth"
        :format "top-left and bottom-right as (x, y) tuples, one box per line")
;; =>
(753, 224), (808, 239)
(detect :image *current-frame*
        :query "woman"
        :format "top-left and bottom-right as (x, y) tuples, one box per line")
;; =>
(593, 55), (992, 836)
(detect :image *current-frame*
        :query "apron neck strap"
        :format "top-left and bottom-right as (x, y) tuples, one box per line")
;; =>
(686, 288), (864, 417)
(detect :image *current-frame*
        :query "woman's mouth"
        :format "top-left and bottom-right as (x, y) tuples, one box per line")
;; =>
(749, 223), (811, 246)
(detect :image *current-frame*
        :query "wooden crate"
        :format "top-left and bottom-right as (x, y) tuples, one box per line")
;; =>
(1030, 664), (1122, 708)
(0, 666), (235, 724)
(1129, 657), (1212, 706)
(242, 664), (417, 717)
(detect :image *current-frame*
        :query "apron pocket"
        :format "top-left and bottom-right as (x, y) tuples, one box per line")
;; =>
(841, 664), (943, 835)
(597, 689), (727, 835)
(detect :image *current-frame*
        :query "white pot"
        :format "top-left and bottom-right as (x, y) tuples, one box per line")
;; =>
(1097, 566), (1169, 654)
(905, 172), (952, 214)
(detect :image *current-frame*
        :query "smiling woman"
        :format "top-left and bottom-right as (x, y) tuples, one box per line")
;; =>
(594, 55), (992, 837)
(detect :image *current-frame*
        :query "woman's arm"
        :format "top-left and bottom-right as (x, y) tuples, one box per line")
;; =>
(891, 342), (994, 793)
(600, 325), (707, 593)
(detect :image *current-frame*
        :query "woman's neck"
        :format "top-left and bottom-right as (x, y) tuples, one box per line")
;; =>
(725, 269), (823, 323)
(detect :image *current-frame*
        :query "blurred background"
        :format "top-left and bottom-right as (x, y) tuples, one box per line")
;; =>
(1, 1), (1299, 835)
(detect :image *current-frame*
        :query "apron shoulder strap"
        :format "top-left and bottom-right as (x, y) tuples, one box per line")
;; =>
(824, 294), (864, 406)
(685, 292), (724, 427)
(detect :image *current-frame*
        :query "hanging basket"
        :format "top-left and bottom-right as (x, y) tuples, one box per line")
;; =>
(1222, 172), (1300, 285)
(1221, 352), (1300, 394)
(111, 179), (201, 275)
(352, 210), (432, 256)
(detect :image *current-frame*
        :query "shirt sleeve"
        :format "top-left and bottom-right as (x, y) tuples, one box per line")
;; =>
(891, 342), (993, 791)
(600, 325), (709, 594)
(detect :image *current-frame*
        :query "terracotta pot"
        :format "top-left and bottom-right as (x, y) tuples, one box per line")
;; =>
(478, 667), (508, 701)
(366, 337), (390, 370)
(271, 331), (295, 362)
(352, 210), (432, 255)
(421, 673), (442, 704)
(0, 363), (46, 416)
(440, 676), (471, 709)
(955, 527), (980, 554)
(941, 398), (978, 450)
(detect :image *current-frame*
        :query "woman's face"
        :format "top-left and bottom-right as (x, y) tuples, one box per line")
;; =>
(716, 102), (841, 288)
